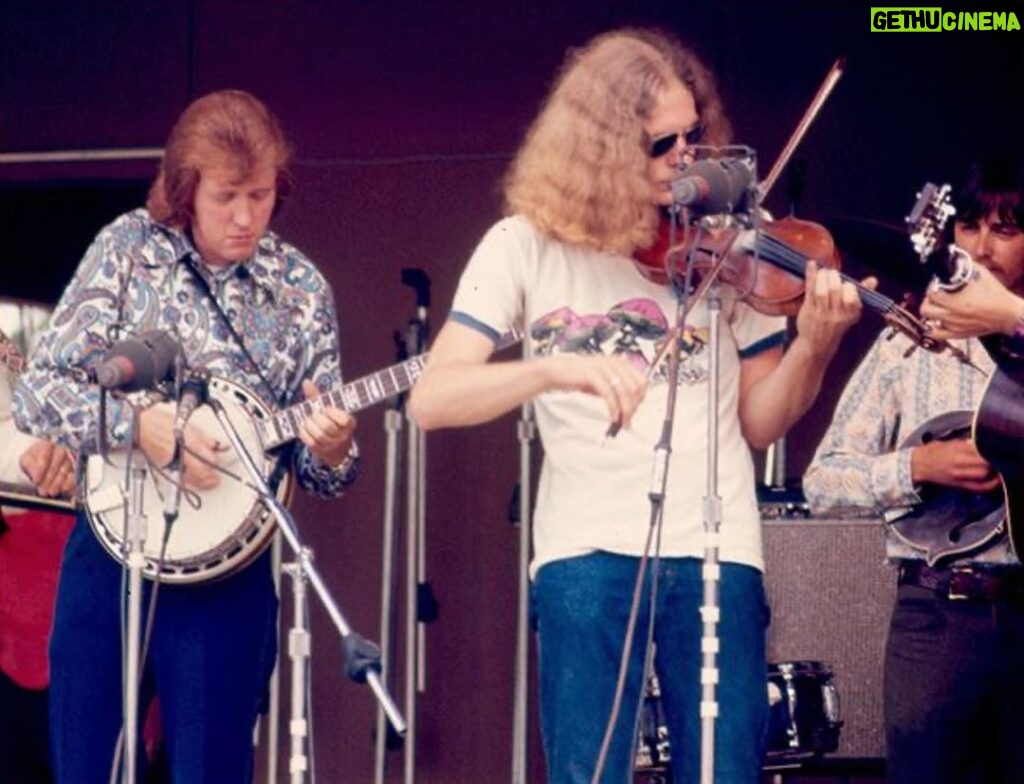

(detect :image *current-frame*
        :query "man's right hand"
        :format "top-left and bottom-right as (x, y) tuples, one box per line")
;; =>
(910, 438), (1002, 493)
(138, 403), (226, 489)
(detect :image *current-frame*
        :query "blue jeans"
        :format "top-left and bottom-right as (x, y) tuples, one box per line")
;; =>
(49, 513), (278, 784)
(534, 552), (769, 784)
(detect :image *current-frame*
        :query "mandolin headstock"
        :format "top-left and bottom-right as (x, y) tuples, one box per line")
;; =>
(905, 181), (955, 263)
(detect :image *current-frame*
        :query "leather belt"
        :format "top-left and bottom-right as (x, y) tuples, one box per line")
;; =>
(898, 561), (1024, 602)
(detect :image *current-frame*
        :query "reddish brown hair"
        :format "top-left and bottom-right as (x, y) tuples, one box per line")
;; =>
(146, 89), (293, 227)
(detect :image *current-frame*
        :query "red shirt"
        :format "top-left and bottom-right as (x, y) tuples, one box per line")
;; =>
(0, 508), (73, 689)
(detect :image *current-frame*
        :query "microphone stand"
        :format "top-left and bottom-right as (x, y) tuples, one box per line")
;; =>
(120, 401), (148, 784)
(114, 370), (177, 784)
(590, 210), (694, 784)
(400, 268), (433, 784)
(374, 335), (407, 784)
(615, 195), (757, 784)
(684, 200), (760, 784)
(510, 337), (535, 784)
(282, 559), (311, 783)
(202, 392), (407, 781)
(698, 265), (724, 784)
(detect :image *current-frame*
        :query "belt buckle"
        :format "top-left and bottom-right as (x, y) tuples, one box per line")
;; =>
(947, 567), (976, 601)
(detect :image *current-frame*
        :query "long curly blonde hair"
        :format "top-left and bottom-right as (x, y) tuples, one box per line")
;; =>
(504, 29), (731, 256)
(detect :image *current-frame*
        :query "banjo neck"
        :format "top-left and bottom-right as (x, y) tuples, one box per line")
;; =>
(256, 326), (522, 452)
(257, 354), (429, 450)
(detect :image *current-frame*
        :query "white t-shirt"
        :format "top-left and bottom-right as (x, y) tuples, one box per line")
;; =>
(451, 215), (785, 575)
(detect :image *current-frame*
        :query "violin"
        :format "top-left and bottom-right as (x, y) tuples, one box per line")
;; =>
(633, 212), (969, 361)
(635, 214), (839, 316)
(627, 56), (970, 365)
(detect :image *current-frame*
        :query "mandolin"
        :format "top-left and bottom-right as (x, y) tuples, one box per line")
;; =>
(885, 410), (1005, 565)
(906, 183), (1024, 556)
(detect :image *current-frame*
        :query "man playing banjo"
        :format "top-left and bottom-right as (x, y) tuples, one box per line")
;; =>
(12, 89), (360, 783)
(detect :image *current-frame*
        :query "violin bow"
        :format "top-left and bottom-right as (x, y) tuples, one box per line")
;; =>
(758, 57), (845, 203)
(755, 56), (976, 366)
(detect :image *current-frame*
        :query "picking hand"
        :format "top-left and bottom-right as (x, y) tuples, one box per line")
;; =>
(138, 402), (226, 490)
(911, 438), (1001, 494)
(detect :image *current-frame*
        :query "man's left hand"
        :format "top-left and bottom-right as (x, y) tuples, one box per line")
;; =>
(19, 439), (76, 498)
(795, 260), (873, 359)
(299, 380), (357, 467)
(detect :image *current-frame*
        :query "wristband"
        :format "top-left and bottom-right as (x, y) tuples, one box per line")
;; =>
(330, 441), (360, 472)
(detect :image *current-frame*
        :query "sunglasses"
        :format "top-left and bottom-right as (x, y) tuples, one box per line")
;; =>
(648, 123), (707, 159)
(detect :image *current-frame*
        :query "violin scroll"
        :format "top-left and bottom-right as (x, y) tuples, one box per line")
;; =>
(882, 304), (976, 367)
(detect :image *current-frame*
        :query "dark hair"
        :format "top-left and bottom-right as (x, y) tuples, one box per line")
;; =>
(954, 154), (1024, 228)
(146, 90), (293, 228)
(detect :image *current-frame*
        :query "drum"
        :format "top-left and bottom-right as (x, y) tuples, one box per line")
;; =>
(766, 660), (842, 761)
(634, 674), (671, 771)
(634, 661), (842, 774)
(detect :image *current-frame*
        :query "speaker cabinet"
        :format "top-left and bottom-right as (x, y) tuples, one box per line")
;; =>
(763, 518), (894, 759)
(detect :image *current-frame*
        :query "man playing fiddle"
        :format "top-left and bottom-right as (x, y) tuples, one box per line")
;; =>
(410, 27), (864, 784)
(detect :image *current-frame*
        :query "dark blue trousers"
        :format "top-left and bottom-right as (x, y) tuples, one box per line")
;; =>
(49, 513), (277, 784)
(885, 583), (1024, 784)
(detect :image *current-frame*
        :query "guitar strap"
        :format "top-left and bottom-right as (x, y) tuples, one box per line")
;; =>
(180, 255), (294, 492)
(180, 255), (286, 409)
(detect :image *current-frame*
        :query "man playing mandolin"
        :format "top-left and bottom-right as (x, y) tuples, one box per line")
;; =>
(12, 90), (360, 783)
(805, 155), (1024, 784)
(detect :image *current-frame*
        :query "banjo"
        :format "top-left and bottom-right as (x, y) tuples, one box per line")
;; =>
(85, 328), (522, 584)
(85, 356), (428, 584)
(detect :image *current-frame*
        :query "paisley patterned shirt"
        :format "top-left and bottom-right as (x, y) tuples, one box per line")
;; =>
(803, 330), (1014, 565)
(12, 208), (359, 497)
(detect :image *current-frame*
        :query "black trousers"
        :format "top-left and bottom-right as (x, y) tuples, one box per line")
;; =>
(884, 583), (1024, 784)
(0, 668), (51, 784)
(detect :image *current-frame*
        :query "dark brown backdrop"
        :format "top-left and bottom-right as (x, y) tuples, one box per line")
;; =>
(2, 2), (1022, 781)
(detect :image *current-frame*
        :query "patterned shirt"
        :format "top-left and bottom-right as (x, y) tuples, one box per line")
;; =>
(12, 208), (359, 497)
(803, 329), (1014, 565)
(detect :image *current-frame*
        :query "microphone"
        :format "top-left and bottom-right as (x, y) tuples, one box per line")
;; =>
(172, 369), (211, 439)
(94, 330), (179, 391)
(670, 157), (754, 214)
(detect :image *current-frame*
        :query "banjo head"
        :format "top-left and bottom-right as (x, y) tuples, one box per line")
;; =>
(86, 376), (292, 584)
